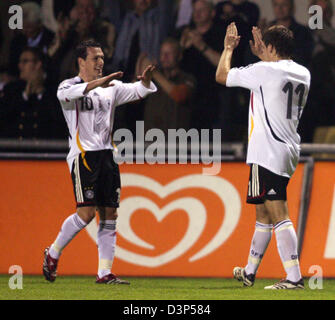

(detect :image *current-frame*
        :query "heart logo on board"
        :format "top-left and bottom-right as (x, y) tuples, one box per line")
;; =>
(85, 174), (241, 267)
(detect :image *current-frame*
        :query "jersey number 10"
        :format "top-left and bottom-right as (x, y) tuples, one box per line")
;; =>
(79, 97), (93, 111)
(283, 82), (306, 120)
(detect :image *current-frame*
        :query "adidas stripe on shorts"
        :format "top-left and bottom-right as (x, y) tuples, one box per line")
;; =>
(247, 163), (290, 204)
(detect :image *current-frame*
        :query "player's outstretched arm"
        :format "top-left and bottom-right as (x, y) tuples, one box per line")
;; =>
(58, 72), (124, 105)
(83, 71), (124, 94)
(113, 65), (157, 107)
(216, 22), (240, 85)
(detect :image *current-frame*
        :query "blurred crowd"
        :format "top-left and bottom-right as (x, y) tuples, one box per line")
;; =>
(0, 0), (334, 143)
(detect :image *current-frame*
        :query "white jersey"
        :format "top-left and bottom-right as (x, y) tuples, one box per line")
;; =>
(227, 60), (311, 177)
(57, 76), (157, 171)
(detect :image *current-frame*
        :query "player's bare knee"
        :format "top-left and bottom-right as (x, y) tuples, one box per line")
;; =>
(77, 207), (96, 223)
(110, 209), (118, 220)
(272, 214), (289, 225)
(256, 204), (271, 224)
(100, 207), (118, 220)
(265, 200), (289, 225)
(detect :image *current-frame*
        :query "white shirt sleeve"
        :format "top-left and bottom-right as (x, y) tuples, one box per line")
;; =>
(112, 80), (157, 107)
(226, 63), (265, 91)
(57, 81), (88, 105)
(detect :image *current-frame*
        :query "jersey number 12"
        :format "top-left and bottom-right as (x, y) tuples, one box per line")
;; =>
(282, 82), (306, 120)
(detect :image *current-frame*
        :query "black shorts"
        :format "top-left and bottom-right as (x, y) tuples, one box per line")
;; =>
(246, 164), (290, 204)
(71, 150), (121, 208)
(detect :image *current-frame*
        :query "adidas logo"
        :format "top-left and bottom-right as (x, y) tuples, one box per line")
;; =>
(267, 189), (277, 195)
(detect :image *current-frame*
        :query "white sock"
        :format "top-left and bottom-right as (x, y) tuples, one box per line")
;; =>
(245, 222), (273, 275)
(97, 220), (117, 278)
(49, 213), (87, 259)
(274, 219), (302, 282)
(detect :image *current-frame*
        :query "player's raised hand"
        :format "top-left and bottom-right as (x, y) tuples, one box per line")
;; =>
(99, 71), (124, 88)
(224, 22), (241, 50)
(137, 64), (156, 88)
(250, 26), (267, 60)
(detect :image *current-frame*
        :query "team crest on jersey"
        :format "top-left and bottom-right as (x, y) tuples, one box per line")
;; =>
(85, 190), (95, 199)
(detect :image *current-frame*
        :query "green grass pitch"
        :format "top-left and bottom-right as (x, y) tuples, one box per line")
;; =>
(1, 275), (335, 300)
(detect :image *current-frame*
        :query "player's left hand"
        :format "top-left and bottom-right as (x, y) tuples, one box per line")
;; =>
(250, 26), (267, 60)
(137, 64), (156, 88)
(224, 22), (241, 50)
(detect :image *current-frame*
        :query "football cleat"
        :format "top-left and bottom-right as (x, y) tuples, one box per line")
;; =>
(264, 278), (304, 290)
(43, 247), (58, 282)
(96, 273), (130, 285)
(233, 267), (255, 287)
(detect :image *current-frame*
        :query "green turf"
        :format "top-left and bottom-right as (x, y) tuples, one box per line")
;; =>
(0, 275), (334, 300)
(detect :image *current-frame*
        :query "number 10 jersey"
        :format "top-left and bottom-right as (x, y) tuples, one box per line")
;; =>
(57, 76), (157, 171)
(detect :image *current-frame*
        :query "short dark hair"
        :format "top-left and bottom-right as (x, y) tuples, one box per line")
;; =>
(20, 46), (47, 70)
(272, 0), (295, 10)
(75, 39), (102, 61)
(161, 37), (182, 56)
(263, 25), (294, 59)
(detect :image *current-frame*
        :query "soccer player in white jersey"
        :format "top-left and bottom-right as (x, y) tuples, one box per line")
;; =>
(216, 23), (310, 289)
(42, 39), (157, 284)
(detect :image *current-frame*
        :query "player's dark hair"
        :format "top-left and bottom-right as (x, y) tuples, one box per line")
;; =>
(262, 25), (294, 59)
(75, 39), (102, 61)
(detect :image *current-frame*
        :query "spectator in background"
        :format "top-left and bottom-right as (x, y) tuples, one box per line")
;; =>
(8, 2), (55, 76)
(0, 48), (66, 140)
(49, 0), (116, 83)
(100, 0), (129, 34)
(213, 1), (250, 140)
(110, 0), (174, 134)
(310, 0), (335, 55)
(178, 0), (225, 130)
(214, 1), (249, 66)
(110, 0), (174, 81)
(299, 0), (335, 142)
(230, 0), (260, 28)
(175, 0), (194, 29)
(267, 0), (314, 67)
(0, 66), (16, 98)
(41, 0), (76, 33)
(138, 38), (196, 134)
